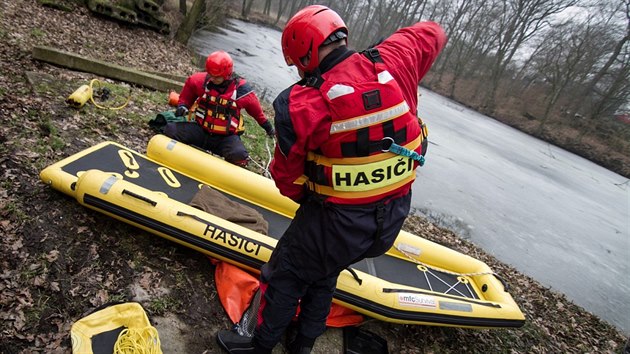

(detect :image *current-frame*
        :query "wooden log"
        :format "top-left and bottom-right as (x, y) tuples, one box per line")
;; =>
(32, 46), (184, 92)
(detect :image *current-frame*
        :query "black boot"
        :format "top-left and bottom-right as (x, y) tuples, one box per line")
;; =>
(216, 330), (271, 354)
(287, 333), (315, 354)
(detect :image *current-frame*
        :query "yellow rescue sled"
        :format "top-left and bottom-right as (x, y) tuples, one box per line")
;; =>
(40, 135), (525, 328)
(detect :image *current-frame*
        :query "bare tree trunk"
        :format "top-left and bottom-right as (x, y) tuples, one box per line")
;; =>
(263, 0), (271, 16)
(586, 58), (630, 121)
(288, 0), (310, 18)
(483, 0), (578, 112)
(241, 0), (254, 18)
(578, 32), (629, 114)
(175, 0), (205, 44)
(274, 0), (289, 26)
(579, 1), (630, 111)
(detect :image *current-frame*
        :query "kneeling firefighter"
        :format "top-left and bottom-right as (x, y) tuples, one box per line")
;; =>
(164, 50), (274, 167)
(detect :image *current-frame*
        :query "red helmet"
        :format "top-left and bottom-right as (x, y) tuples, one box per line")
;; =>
(281, 5), (347, 73)
(205, 50), (233, 79)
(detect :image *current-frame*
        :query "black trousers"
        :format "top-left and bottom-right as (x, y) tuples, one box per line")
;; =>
(255, 192), (412, 349)
(163, 122), (248, 163)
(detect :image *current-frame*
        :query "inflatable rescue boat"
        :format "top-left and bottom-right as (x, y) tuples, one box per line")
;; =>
(40, 134), (525, 328)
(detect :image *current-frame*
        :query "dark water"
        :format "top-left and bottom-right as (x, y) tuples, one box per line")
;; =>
(188, 20), (630, 334)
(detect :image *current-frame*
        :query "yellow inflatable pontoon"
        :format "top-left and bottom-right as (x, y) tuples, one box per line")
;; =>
(40, 135), (525, 328)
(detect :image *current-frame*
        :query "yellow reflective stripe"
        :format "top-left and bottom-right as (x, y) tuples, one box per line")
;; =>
(331, 155), (415, 192)
(302, 134), (423, 197)
(309, 174), (416, 199)
(207, 124), (228, 133)
(329, 101), (410, 134)
(236, 115), (245, 132)
(306, 134), (423, 166)
(293, 175), (308, 185)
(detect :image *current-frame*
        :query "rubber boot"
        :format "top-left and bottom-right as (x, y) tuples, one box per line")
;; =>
(216, 330), (271, 354)
(287, 333), (315, 354)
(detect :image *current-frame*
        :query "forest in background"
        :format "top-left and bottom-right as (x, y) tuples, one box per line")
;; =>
(197, 0), (630, 178)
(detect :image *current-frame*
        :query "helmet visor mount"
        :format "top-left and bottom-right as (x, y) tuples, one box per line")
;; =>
(322, 31), (347, 46)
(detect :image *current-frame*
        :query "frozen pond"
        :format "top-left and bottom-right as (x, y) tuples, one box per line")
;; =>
(189, 19), (630, 334)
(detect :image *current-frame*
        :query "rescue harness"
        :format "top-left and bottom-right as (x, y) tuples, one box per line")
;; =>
(301, 48), (429, 199)
(194, 76), (245, 135)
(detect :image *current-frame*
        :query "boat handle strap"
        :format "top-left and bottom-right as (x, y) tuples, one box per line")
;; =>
(492, 273), (510, 292)
(344, 268), (363, 286)
(122, 189), (157, 206)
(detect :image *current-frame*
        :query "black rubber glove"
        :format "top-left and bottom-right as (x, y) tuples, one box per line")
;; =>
(175, 105), (189, 117)
(261, 121), (275, 138)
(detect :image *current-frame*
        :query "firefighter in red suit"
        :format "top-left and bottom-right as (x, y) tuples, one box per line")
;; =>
(217, 5), (446, 354)
(164, 50), (274, 167)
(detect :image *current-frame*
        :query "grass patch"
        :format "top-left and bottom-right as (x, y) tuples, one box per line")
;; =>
(108, 293), (128, 303)
(135, 89), (168, 107)
(20, 263), (43, 283)
(30, 28), (46, 38)
(3, 201), (30, 223)
(88, 81), (134, 113)
(148, 295), (182, 316)
(241, 111), (275, 175)
(24, 293), (51, 324)
(50, 136), (65, 151)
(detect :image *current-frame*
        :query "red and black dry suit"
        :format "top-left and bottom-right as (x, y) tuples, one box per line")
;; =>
(164, 72), (271, 165)
(254, 22), (447, 350)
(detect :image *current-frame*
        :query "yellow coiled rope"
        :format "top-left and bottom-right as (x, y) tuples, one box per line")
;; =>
(89, 79), (131, 111)
(113, 326), (162, 354)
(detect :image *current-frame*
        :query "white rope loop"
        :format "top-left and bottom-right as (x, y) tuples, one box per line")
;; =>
(395, 244), (494, 278)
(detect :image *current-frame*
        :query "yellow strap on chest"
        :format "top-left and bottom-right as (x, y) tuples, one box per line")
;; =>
(330, 154), (415, 192)
(302, 134), (423, 198)
(307, 174), (415, 198)
(306, 134), (423, 166)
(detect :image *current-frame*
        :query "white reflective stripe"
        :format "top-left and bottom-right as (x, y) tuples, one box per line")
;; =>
(378, 70), (394, 84)
(327, 84), (355, 100)
(99, 175), (118, 194)
(329, 101), (410, 134)
(167, 139), (177, 151)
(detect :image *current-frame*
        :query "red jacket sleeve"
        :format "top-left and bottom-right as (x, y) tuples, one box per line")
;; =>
(177, 72), (207, 108)
(237, 92), (268, 125)
(376, 22), (446, 115)
(269, 88), (331, 202)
